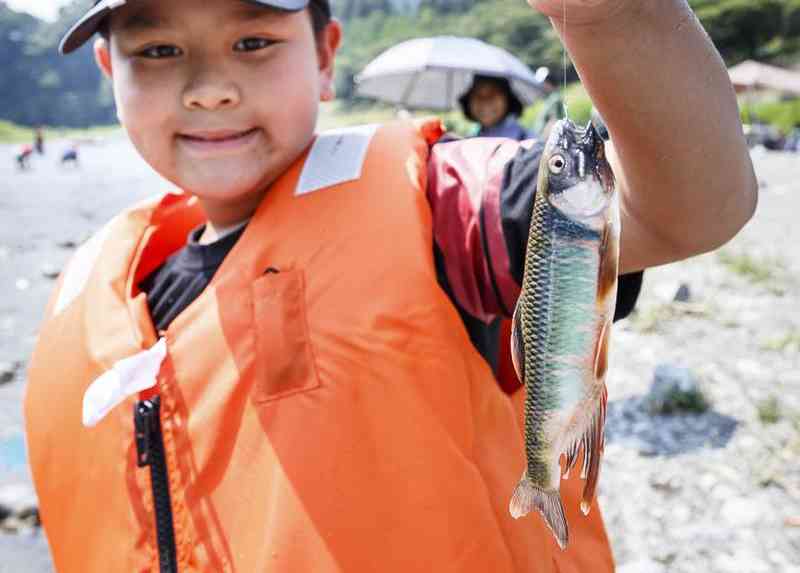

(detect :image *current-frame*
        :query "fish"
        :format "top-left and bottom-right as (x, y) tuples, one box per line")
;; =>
(508, 118), (619, 550)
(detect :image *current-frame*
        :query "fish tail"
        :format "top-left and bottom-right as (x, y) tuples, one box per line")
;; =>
(509, 472), (569, 549)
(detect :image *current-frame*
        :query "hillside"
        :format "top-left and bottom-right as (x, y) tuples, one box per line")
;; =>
(0, 0), (798, 127)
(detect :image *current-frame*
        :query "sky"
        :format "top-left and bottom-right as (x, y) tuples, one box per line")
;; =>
(5, 0), (73, 21)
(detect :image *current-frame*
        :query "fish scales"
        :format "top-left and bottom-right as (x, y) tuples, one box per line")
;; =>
(509, 119), (618, 550)
(520, 195), (601, 481)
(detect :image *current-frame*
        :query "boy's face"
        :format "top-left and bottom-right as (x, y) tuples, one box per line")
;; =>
(95, 0), (340, 224)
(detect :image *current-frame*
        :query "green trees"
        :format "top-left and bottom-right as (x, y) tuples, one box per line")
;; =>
(0, 2), (116, 127)
(693, 0), (785, 60)
(783, 0), (800, 49)
(0, 0), (797, 127)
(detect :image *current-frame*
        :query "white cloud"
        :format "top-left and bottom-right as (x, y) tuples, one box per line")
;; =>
(5, 0), (73, 21)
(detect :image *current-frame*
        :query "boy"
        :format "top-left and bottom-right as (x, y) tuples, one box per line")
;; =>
(15, 144), (34, 170)
(60, 143), (80, 167)
(24, 0), (756, 572)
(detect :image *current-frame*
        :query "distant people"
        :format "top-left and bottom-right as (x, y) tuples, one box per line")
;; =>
(60, 143), (80, 167)
(15, 144), (34, 170)
(783, 125), (800, 153)
(34, 127), (45, 155)
(458, 74), (531, 141)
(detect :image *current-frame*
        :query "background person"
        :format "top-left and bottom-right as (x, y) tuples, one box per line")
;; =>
(60, 142), (80, 167)
(458, 74), (532, 140)
(15, 144), (34, 170)
(34, 127), (45, 155)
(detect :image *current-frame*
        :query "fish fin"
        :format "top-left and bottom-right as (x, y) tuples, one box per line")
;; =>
(596, 220), (619, 305)
(510, 302), (525, 383)
(562, 440), (580, 480)
(562, 320), (609, 484)
(594, 319), (611, 382)
(509, 472), (569, 549)
(579, 385), (608, 515)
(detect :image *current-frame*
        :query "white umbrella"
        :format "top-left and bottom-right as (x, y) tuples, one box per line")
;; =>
(354, 36), (546, 111)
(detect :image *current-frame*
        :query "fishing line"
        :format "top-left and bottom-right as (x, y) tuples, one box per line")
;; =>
(562, 0), (569, 119)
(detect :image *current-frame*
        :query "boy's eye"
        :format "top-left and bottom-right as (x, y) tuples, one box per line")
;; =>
(139, 45), (183, 59)
(234, 37), (274, 52)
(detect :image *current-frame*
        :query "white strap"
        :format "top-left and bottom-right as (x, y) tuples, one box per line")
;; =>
(82, 338), (168, 427)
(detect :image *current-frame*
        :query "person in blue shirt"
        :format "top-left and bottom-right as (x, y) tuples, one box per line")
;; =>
(458, 74), (531, 141)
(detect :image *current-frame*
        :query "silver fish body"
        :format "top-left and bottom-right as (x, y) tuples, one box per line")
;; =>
(508, 118), (619, 550)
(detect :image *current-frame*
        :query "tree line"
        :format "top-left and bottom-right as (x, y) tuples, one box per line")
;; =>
(0, 0), (798, 127)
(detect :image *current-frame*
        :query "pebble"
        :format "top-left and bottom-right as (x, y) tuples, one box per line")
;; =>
(785, 516), (800, 527)
(40, 263), (60, 279)
(672, 504), (692, 523)
(737, 434), (760, 450)
(0, 362), (18, 385)
(673, 283), (692, 302)
(0, 485), (38, 518)
(56, 239), (78, 249)
(767, 550), (788, 565)
(736, 358), (763, 378)
(645, 363), (707, 415)
(725, 551), (772, 573)
(698, 473), (717, 490)
(719, 497), (764, 527)
(617, 558), (666, 573)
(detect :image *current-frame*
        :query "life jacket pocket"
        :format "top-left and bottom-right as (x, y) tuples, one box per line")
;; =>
(251, 269), (321, 402)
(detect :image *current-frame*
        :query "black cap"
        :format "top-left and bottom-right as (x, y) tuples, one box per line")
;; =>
(60, 0), (313, 54)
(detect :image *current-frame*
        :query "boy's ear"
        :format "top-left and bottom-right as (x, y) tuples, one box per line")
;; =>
(317, 19), (342, 102)
(94, 37), (113, 79)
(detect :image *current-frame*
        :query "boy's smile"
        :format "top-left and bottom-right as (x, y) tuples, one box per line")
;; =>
(95, 0), (340, 227)
(177, 128), (262, 156)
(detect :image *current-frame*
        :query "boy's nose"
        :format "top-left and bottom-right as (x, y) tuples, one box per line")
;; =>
(182, 77), (241, 111)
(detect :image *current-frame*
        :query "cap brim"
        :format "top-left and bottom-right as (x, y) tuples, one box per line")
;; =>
(59, 0), (118, 55)
(59, 0), (311, 55)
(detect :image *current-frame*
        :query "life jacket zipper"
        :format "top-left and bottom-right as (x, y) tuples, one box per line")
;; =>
(135, 397), (179, 573)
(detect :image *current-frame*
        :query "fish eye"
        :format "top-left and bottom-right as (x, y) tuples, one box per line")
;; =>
(548, 154), (566, 174)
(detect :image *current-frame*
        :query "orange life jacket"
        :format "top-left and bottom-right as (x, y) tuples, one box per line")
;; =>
(25, 120), (614, 572)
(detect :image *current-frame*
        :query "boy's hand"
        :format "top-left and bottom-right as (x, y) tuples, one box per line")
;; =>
(527, 0), (631, 24)
(524, 0), (757, 274)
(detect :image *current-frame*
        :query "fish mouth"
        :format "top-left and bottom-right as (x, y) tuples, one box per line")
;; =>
(546, 119), (614, 216)
(549, 180), (610, 222)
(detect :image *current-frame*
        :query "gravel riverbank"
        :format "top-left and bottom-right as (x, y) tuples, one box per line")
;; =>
(0, 136), (797, 572)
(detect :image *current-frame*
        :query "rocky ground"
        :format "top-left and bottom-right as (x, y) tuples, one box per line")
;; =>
(601, 147), (800, 573)
(0, 136), (797, 571)
(0, 135), (163, 572)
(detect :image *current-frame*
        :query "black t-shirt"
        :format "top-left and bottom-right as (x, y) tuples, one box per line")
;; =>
(138, 225), (246, 333)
